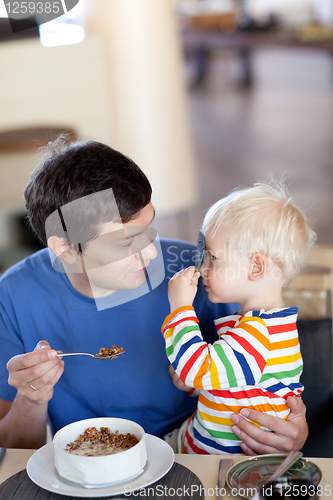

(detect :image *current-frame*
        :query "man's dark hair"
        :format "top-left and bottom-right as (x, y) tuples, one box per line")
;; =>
(24, 136), (152, 246)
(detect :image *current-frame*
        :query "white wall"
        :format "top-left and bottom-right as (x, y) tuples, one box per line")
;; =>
(0, 35), (112, 248)
(0, 35), (111, 144)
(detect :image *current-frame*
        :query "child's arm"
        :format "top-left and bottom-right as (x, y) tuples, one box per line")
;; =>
(162, 304), (270, 391)
(167, 266), (201, 312)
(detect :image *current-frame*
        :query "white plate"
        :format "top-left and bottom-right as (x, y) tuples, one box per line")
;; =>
(27, 434), (174, 498)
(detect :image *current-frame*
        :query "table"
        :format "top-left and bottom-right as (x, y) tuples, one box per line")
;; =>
(1, 449), (333, 499)
(181, 27), (333, 86)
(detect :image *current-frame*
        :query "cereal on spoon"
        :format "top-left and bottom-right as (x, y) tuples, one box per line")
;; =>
(95, 346), (125, 359)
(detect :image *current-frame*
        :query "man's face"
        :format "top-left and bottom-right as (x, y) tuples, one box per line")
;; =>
(79, 202), (157, 297)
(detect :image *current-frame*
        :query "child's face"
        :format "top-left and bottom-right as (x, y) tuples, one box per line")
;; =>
(200, 228), (251, 305)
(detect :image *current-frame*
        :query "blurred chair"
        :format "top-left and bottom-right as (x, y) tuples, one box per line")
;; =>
(282, 245), (333, 457)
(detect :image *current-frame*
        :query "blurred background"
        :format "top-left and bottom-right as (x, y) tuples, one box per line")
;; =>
(0, 0), (332, 272)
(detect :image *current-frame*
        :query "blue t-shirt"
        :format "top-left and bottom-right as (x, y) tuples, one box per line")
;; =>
(0, 238), (236, 437)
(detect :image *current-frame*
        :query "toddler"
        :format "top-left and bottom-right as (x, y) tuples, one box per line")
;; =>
(162, 180), (316, 454)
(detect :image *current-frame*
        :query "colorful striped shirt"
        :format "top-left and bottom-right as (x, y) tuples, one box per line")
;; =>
(161, 306), (303, 454)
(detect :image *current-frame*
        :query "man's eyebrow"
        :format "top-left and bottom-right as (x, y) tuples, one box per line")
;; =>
(126, 228), (145, 238)
(123, 222), (154, 240)
(103, 208), (156, 243)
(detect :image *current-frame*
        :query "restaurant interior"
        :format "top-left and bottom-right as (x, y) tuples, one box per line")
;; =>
(0, 0), (333, 459)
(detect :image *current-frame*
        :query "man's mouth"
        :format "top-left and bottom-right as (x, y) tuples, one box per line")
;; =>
(133, 267), (147, 275)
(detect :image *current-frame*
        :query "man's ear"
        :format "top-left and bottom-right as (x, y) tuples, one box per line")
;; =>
(248, 252), (267, 281)
(47, 236), (77, 265)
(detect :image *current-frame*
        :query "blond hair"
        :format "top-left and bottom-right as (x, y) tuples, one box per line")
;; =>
(202, 179), (317, 284)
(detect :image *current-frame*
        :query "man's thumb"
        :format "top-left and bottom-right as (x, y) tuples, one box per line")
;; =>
(34, 340), (51, 351)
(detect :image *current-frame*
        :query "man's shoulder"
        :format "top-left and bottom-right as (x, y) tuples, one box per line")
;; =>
(0, 248), (52, 286)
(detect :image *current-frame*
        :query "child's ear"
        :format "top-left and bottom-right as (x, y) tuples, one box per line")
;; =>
(47, 236), (77, 265)
(248, 253), (267, 281)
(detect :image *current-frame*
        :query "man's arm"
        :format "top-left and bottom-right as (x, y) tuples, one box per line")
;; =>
(0, 396), (48, 449)
(230, 396), (308, 455)
(0, 341), (64, 448)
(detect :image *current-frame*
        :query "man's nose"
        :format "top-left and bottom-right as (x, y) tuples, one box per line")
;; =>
(140, 241), (158, 261)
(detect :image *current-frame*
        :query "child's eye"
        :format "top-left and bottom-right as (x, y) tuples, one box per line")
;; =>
(203, 250), (217, 264)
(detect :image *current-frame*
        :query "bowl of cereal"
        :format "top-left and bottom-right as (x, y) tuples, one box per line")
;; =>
(53, 417), (147, 486)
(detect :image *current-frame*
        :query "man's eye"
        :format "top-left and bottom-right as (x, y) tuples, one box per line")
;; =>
(211, 255), (217, 261)
(116, 238), (132, 247)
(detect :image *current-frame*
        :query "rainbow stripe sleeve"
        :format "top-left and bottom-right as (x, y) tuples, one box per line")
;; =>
(162, 306), (270, 391)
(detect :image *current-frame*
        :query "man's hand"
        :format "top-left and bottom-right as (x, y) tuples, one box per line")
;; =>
(168, 266), (200, 312)
(7, 340), (64, 405)
(168, 365), (193, 392)
(230, 396), (308, 455)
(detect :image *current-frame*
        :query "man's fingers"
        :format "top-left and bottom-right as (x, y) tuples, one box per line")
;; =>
(231, 411), (297, 454)
(230, 412), (272, 440)
(240, 443), (257, 456)
(286, 396), (306, 420)
(7, 346), (62, 397)
(29, 362), (64, 393)
(229, 399), (307, 456)
(19, 361), (64, 405)
(240, 440), (280, 456)
(7, 346), (58, 373)
(29, 362), (64, 391)
(235, 408), (295, 437)
(35, 340), (51, 351)
(231, 418), (283, 455)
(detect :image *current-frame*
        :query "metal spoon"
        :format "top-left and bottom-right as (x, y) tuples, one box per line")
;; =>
(57, 348), (125, 360)
(266, 450), (303, 483)
(250, 450), (303, 500)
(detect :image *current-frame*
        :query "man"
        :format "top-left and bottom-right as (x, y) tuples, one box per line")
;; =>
(0, 137), (307, 451)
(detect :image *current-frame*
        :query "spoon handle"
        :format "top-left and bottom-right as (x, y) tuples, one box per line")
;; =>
(56, 353), (95, 357)
(269, 450), (303, 482)
(249, 451), (304, 500)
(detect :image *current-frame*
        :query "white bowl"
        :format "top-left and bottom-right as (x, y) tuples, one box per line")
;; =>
(53, 417), (147, 486)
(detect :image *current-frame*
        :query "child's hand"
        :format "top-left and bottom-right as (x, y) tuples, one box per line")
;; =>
(168, 266), (200, 312)
(168, 365), (193, 392)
